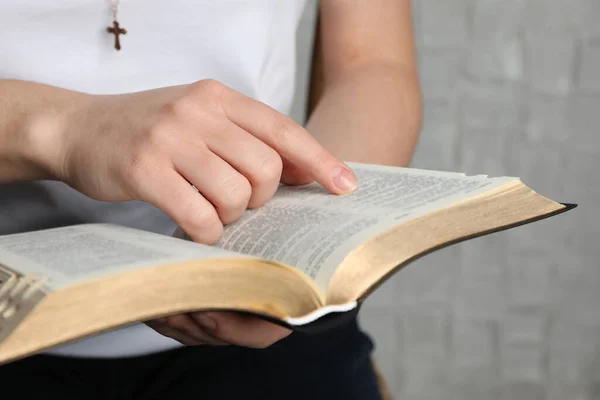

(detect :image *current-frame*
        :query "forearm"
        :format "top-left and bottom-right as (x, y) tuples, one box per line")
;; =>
(0, 80), (82, 182)
(305, 62), (422, 167)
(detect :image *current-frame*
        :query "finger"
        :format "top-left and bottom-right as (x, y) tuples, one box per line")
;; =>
(145, 320), (203, 346)
(219, 90), (358, 195)
(177, 313), (231, 346)
(133, 164), (223, 244)
(203, 311), (292, 349)
(280, 158), (314, 186)
(173, 145), (251, 225)
(187, 312), (232, 346)
(150, 315), (229, 346)
(204, 121), (283, 209)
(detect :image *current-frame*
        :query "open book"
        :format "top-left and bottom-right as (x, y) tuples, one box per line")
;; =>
(0, 163), (575, 364)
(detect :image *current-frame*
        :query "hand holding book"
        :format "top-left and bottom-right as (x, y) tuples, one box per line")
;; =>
(145, 309), (291, 348)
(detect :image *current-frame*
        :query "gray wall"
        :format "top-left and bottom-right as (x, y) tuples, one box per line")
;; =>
(293, 1), (600, 399)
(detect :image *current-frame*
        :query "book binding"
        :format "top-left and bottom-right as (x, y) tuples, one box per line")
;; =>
(0, 265), (49, 344)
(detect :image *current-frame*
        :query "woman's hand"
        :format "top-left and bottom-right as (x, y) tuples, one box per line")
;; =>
(145, 311), (292, 348)
(44, 79), (357, 243)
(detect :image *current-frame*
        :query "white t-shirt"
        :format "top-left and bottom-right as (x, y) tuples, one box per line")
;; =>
(0, 0), (308, 357)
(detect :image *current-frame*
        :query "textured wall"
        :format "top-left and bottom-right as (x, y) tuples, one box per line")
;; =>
(292, 1), (600, 399)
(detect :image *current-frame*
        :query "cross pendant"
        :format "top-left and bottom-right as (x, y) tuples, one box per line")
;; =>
(106, 20), (127, 51)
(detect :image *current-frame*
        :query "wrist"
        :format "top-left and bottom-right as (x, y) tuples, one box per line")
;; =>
(21, 89), (92, 181)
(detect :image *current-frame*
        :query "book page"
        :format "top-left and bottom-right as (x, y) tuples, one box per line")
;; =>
(0, 224), (248, 290)
(216, 163), (518, 292)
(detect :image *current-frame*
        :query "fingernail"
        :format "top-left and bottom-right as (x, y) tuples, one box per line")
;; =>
(332, 166), (357, 193)
(196, 314), (217, 333)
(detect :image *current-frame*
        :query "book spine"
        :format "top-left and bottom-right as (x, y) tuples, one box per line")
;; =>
(0, 265), (49, 344)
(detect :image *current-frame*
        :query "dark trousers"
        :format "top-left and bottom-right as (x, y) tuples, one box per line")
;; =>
(0, 318), (382, 399)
